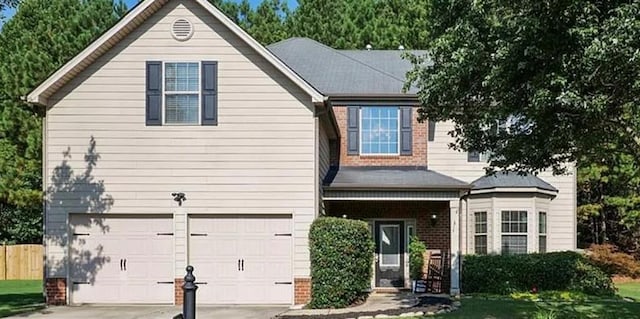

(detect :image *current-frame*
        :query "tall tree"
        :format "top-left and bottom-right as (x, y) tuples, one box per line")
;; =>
(406, 1), (640, 175)
(0, 0), (126, 243)
(289, 0), (431, 49)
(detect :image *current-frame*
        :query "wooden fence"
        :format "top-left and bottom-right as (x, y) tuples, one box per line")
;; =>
(0, 244), (43, 280)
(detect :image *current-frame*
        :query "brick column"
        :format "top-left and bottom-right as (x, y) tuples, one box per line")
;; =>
(174, 278), (185, 305)
(45, 278), (66, 305)
(294, 277), (311, 305)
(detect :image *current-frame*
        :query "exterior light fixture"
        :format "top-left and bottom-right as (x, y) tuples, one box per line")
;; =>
(430, 213), (438, 226)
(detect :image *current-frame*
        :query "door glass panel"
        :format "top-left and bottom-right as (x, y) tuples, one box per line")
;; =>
(380, 225), (400, 266)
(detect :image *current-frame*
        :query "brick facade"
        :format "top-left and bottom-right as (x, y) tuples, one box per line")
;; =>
(174, 278), (185, 305)
(325, 201), (451, 290)
(294, 277), (311, 305)
(333, 106), (427, 167)
(45, 278), (67, 305)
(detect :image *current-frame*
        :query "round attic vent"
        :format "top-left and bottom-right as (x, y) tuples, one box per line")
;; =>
(171, 19), (194, 41)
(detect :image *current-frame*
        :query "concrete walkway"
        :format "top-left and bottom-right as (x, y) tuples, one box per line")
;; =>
(6, 305), (287, 319)
(280, 292), (419, 316)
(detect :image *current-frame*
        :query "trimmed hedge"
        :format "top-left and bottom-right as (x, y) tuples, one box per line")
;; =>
(462, 252), (615, 296)
(309, 217), (375, 309)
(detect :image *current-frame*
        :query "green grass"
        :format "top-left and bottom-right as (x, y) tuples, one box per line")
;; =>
(617, 282), (640, 301)
(0, 280), (44, 318)
(427, 298), (640, 319)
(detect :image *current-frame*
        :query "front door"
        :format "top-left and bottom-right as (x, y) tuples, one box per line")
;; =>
(375, 221), (404, 287)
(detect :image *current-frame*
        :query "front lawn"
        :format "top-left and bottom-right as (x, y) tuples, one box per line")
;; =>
(616, 282), (640, 301)
(0, 280), (44, 318)
(429, 297), (640, 319)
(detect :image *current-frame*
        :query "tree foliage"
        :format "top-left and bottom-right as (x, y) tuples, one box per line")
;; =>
(0, 0), (126, 243)
(407, 1), (640, 175)
(290, 0), (430, 49)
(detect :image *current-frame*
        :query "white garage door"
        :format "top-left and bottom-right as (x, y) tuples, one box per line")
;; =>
(69, 214), (174, 304)
(188, 215), (292, 304)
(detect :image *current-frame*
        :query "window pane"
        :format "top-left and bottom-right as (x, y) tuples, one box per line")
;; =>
(380, 225), (400, 266)
(361, 107), (399, 155)
(474, 212), (487, 234)
(165, 94), (198, 124)
(475, 235), (487, 254)
(539, 212), (547, 234)
(539, 235), (547, 253)
(165, 62), (198, 92)
(501, 210), (527, 234)
(502, 235), (527, 254)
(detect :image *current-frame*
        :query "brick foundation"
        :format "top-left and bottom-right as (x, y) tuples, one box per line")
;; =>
(45, 278), (67, 305)
(174, 278), (185, 305)
(325, 201), (451, 291)
(294, 277), (311, 305)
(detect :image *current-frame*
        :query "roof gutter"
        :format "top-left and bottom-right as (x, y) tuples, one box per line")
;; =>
(327, 93), (419, 105)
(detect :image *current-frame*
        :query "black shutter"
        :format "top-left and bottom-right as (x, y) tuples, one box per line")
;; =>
(145, 61), (162, 126)
(428, 120), (436, 142)
(347, 106), (359, 155)
(400, 107), (412, 155)
(468, 151), (480, 162)
(201, 61), (218, 126)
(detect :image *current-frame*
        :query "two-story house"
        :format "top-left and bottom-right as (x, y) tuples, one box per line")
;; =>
(27, 0), (576, 306)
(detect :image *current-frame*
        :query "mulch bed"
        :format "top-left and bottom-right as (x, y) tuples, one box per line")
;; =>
(279, 296), (452, 319)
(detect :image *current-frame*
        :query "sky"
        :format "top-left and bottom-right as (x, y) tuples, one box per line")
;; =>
(1, 0), (298, 25)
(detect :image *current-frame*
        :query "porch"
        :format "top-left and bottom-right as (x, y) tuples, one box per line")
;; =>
(322, 165), (471, 295)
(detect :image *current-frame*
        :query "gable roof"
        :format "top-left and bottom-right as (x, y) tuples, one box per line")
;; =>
(471, 171), (558, 192)
(27, 0), (324, 105)
(267, 38), (428, 96)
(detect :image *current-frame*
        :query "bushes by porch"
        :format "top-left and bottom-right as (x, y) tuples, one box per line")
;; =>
(462, 251), (615, 296)
(308, 217), (375, 309)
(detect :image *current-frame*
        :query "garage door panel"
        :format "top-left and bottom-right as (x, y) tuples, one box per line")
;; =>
(70, 215), (173, 304)
(188, 216), (292, 304)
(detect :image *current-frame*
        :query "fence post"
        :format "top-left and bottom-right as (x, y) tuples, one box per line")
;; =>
(182, 265), (198, 319)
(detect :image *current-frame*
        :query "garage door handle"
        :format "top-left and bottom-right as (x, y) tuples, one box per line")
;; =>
(157, 232), (174, 236)
(275, 282), (292, 285)
(274, 233), (292, 237)
(190, 233), (208, 237)
(241, 259), (244, 271)
(238, 259), (241, 271)
(195, 282), (208, 285)
(120, 259), (123, 271)
(123, 259), (127, 271)
(157, 281), (174, 284)
(73, 281), (90, 285)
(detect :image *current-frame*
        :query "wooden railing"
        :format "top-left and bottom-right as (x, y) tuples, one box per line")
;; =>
(0, 244), (43, 280)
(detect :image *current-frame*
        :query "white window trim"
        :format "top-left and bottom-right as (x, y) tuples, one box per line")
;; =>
(539, 211), (547, 252)
(500, 210), (528, 254)
(162, 61), (201, 125)
(474, 211), (488, 254)
(359, 106), (401, 156)
(379, 224), (401, 267)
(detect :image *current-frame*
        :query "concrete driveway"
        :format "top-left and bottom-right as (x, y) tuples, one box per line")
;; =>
(6, 305), (288, 319)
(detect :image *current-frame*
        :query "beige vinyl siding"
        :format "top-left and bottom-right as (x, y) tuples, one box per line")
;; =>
(430, 121), (576, 253)
(45, 0), (315, 278)
(318, 122), (331, 215)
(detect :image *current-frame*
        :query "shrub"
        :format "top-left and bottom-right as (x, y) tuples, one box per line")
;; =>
(587, 244), (640, 278)
(308, 217), (375, 309)
(409, 235), (427, 280)
(461, 251), (615, 296)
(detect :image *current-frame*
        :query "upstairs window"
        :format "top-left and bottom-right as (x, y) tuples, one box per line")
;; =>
(501, 210), (528, 254)
(164, 62), (199, 124)
(145, 61), (218, 126)
(361, 107), (400, 155)
(347, 106), (412, 156)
